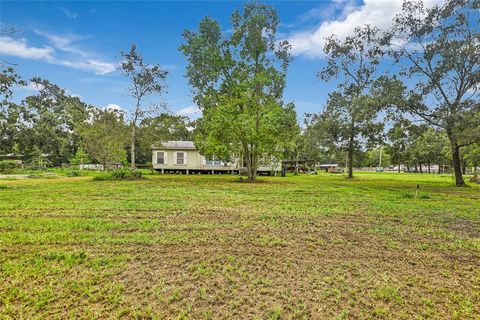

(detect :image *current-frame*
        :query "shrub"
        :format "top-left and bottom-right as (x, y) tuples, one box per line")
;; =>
(93, 169), (143, 181)
(0, 160), (17, 173)
(66, 170), (80, 177)
(27, 173), (57, 179)
(92, 173), (112, 181)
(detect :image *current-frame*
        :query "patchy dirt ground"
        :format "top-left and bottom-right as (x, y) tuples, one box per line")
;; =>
(0, 173), (479, 319)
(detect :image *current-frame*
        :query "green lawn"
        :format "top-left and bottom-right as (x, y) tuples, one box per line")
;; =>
(0, 173), (479, 319)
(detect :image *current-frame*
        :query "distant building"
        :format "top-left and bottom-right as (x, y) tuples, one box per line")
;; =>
(318, 164), (343, 173)
(151, 141), (280, 174)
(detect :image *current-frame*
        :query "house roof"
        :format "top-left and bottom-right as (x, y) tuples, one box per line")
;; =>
(152, 141), (197, 150)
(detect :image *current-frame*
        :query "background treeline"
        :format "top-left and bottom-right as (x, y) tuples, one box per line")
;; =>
(1, 0), (479, 185)
(0, 77), (192, 168)
(300, 118), (479, 173)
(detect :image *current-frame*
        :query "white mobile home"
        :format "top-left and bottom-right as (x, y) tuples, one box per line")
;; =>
(151, 141), (280, 174)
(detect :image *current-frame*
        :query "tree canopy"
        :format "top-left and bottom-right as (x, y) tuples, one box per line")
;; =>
(180, 2), (298, 181)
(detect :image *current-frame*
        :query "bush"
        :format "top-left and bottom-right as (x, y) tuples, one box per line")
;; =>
(66, 170), (80, 177)
(112, 169), (143, 180)
(93, 169), (143, 181)
(0, 160), (17, 173)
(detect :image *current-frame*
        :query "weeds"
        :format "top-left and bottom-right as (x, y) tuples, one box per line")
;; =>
(92, 169), (143, 181)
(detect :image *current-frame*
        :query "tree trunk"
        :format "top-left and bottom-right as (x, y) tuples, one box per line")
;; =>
(427, 162), (430, 174)
(130, 124), (136, 169)
(347, 147), (354, 179)
(414, 164), (418, 173)
(347, 132), (354, 179)
(244, 147), (256, 182)
(398, 161), (401, 173)
(448, 134), (466, 186)
(248, 165), (256, 182)
(419, 163), (423, 173)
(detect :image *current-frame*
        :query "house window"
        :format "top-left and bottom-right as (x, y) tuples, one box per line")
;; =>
(206, 159), (222, 165)
(156, 151), (165, 165)
(176, 152), (185, 165)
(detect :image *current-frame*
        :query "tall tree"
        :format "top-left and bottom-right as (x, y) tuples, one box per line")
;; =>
(387, 119), (413, 173)
(120, 44), (168, 169)
(0, 31), (26, 155)
(319, 25), (386, 178)
(364, 147), (391, 168)
(388, 0), (480, 186)
(78, 109), (128, 170)
(18, 78), (91, 165)
(301, 113), (348, 165)
(179, 2), (298, 181)
(409, 128), (450, 173)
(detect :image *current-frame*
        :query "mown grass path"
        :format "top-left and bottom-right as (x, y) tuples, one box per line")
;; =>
(0, 173), (479, 319)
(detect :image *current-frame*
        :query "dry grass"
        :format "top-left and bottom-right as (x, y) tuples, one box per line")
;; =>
(0, 173), (479, 319)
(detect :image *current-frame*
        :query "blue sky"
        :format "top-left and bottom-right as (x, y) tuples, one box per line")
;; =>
(0, 0), (439, 121)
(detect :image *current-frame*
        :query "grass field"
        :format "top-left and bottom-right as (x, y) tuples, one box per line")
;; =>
(0, 172), (479, 319)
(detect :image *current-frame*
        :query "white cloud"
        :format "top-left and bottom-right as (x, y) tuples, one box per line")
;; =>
(0, 31), (116, 75)
(62, 8), (79, 19)
(286, 0), (443, 58)
(18, 81), (46, 93)
(104, 103), (123, 111)
(0, 36), (54, 60)
(56, 58), (116, 75)
(34, 30), (88, 56)
(176, 105), (201, 118)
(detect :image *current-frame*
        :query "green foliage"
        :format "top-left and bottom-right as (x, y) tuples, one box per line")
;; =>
(69, 146), (90, 165)
(180, 2), (298, 181)
(1, 63), (26, 157)
(92, 168), (143, 181)
(364, 148), (391, 167)
(22, 78), (92, 165)
(66, 170), (80, 177)
(318, 25), (387, 178)
(119, 44), (168, 168)
(1, 77), (92, 166)
(388, 0), (480, 185)
(408, 128), (450, 171)
(0, 160), (17, 173)
(463, 143), (480, 174)
(28, 146), (50, 170)
(78, 109), (128, 170)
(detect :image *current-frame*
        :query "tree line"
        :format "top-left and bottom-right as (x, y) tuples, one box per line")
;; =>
(0, 74), (192, 168)
(1, 0), (479, 185)
(298, 0), (479, 185)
